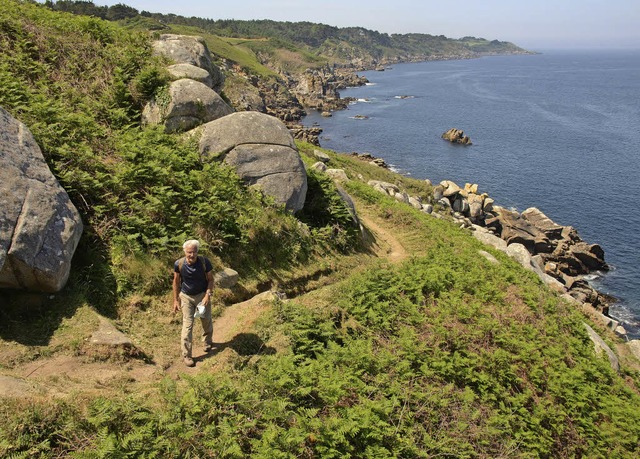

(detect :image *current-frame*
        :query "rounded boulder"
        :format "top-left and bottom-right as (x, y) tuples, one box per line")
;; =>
(197, 112), (307, 212)
(143, 79), (233, 133)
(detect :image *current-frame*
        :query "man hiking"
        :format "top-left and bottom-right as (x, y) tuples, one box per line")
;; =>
(173, 239), (214, 367)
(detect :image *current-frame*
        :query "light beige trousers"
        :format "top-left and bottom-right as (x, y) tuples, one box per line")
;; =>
(179, 291), (213, 358)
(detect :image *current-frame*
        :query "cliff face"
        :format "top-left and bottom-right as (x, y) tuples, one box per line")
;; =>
(223, 63), (368, 130)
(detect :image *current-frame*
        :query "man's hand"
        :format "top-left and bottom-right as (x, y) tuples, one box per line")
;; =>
(172, 300), (180, 313)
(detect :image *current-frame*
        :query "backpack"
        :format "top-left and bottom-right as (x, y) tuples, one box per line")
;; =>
(177, 255), (207, 279)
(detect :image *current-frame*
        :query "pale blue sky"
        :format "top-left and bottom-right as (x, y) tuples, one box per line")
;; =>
(94, 0), (639, 50)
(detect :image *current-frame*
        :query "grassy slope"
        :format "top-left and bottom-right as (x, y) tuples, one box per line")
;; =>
(1, 2), (640, 457)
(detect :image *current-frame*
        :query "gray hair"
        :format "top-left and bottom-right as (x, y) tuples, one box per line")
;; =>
(183, 239), (200, 251)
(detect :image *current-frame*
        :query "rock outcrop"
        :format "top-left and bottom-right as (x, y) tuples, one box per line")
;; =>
(442, 128), (472, 145)
(294, 66), (366, 113)
(145, 34), (233, 133)
(0, 107), (83, 293)
(152, 34), (225, 92)
(196, 112), (307, 212)
(142, 79), (233, 133)
(167, 63), (215, 88)
(222, 73), (266, 113)
(289, 125), (323, 146)
(486, 207), (553, 253)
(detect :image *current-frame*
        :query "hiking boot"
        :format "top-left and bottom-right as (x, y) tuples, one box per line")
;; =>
(183, 357), (195, 367)
(204, 343), (214, 353)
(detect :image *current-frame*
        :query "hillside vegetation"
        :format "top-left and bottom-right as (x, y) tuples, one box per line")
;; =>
(1, 1), (640, 458)
(48, 0), (531, 72)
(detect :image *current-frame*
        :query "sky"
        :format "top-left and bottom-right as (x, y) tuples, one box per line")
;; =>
(93, 0), (639, 50)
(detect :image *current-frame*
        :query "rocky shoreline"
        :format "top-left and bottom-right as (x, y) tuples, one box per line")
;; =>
(286, 58), (633, 340)
(361, 175), (629, 340)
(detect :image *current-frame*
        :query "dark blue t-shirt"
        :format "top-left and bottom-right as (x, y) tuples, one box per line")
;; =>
(174, 256), (213, 295)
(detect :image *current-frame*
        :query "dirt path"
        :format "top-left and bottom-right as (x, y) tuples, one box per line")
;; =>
(359, 209), (409, 264)
(167, 209), (409, 374)
(1, 205), (409, 395)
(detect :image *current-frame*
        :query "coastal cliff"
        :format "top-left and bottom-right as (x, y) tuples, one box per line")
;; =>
(2, 2), (640, 457)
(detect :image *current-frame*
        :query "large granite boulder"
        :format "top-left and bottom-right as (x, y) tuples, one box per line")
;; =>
(152, 34), (224, 92)
(520, 207), (608, 275)
(486, 207), (552, 253)
(197, 112), (307, 212)
(142, 79), (233, 133)
(472, 226), (508, 252)
(167, 63), (214, 88)
(0, 107), (83, 292)
(521, 207), (564, 239)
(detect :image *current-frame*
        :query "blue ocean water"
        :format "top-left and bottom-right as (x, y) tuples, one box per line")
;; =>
(303, 50), (640, 337)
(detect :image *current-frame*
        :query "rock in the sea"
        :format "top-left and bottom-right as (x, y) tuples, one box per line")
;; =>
(442, 128), (472, 145)
(197, 112), (307, 212)
(520, 207), (608, 276)
(0, 107), (83, 293)
(569, 242), (608, 271)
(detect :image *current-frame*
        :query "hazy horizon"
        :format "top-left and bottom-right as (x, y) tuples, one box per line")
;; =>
(80, 0), (640, 52)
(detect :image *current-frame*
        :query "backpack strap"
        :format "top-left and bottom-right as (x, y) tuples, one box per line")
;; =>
(177, 256), (208, 280)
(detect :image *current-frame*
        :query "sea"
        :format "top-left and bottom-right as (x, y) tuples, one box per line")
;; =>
(302, 50), (640, 338)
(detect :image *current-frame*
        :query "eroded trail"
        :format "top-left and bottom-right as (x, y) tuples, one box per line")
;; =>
(358, 211), (409, 264)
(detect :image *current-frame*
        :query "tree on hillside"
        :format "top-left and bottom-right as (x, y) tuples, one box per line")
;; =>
(105, 3), (138, 20)
(46, 1), (137, 20)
